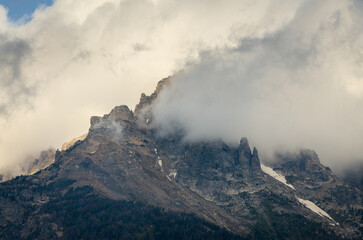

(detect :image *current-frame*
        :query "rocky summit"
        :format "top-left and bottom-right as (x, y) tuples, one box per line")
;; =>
(0, 78), (362, 239)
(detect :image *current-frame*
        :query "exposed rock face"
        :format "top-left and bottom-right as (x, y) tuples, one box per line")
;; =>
(0, 78), (362, 239)
(134, 76), (170, 116)
(1, 149), (56, 183)
(270, 150), (363, 238)
(134, 76), (170, 126)
(14, 134), (88, 179)
(61, 133), (88, 151)
(27, 149), (56, 175)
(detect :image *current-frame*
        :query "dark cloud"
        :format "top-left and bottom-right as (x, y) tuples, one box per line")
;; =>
(0, 35), (33, 116)
(133, 43), (149, 52)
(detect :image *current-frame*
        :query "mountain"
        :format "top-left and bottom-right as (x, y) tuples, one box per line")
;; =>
(27, 149), (56, 176)
(0, 78), (362, 239)
(0, 134), (87, 182)
(340, 163), (363, 194)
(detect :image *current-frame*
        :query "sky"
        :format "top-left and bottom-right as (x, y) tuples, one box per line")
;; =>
(0, 0), (362, 178)
(0, 0), (53, 22)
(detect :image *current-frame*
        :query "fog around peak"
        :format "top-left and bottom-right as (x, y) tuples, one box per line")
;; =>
(0, 0), (362, 177)
(151, 0), (363, 170)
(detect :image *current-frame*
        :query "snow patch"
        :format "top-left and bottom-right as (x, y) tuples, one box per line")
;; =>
(169, 171), (177, 178)
(146, 118), (150, 123)
(154, 148), (158, 154)
(297, 197), (334, 221)
(158, 160), (162, 168)
(261, 164), (295, 190)
(260, 164), (336, 223)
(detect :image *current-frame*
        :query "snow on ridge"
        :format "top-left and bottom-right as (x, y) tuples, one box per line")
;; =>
(261, 164), (295, 190)
(260, 164), (336, 223)
(297, 197), (335, 222)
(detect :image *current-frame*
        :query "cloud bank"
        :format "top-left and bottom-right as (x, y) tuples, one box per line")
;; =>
(0, 0), (361, 177)
(1, 0), (289, 176)
(152, 0), (363, 169)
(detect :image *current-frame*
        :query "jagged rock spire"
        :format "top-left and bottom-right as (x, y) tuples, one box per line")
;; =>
(237, 138), (262, 175)
(134, 76), (171, 116)
(250, 147), (261, 173)
(239, 137), (252, 162)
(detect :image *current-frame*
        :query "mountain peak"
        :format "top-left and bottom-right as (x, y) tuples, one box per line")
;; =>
(250, 147), (261, 172)
(238, 137), (252, 164)
(134, 76), (171, 116)
(106, 105), (134, 121)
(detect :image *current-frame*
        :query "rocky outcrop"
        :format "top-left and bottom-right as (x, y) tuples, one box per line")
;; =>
(269, 150), (363, 238)
(134, 76), (170, 116)
(61, 133), (88, 151)
(134, 76), (170, 126)
(27, 149), (56, 175)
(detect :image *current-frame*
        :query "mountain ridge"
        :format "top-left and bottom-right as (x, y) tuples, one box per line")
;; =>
(0, 78), (362, 239)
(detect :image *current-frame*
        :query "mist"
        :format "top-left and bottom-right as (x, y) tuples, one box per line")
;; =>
(2, 0), (290, 177)
(0, 0), (361, 177)
(151, 0), (363, 170)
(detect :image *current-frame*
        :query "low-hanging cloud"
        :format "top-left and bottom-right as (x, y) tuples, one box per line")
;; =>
(0, 0), (361, 177)
(0, 35), (33, 116)
(152, 0), (363, 170)
(91, 118), (123, 142)
(1, 0), (296, 177)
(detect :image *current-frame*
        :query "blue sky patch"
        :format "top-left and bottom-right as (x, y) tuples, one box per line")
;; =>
(0, 0), (53, 22)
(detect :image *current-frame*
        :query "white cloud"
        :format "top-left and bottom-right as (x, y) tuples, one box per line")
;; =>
(0, 0), (361, 177)
(151, 0), (363, 170)
(0, 0), (288, 176)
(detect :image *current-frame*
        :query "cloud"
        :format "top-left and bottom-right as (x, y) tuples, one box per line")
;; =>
(91, 118), (123, 142)
(151, 0), (363, 170)
(1, 0), (291, 177)
(0, 35), (32, 116)
(0, 0), (361, 177)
